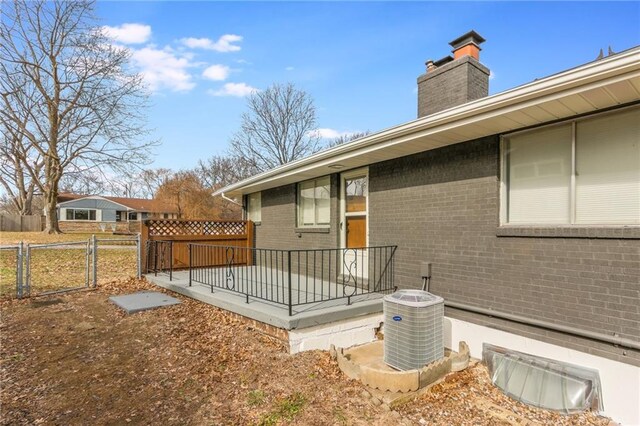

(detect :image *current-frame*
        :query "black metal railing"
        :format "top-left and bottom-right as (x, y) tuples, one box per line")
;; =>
(145, 240), (174, 280)
(187, 244), (397, 315)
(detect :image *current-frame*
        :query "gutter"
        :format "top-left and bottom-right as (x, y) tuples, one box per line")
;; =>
(445, 300), (640, 352)
(213, 47), (640, 198)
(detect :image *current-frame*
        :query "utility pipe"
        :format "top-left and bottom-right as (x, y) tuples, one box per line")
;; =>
(220, 192), (242, 206)
(444, 300), (640, 352)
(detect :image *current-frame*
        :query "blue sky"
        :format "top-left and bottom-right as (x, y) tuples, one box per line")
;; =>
(97, 1), (640, 171)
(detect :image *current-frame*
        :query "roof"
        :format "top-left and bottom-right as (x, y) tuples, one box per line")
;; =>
(57, 193), (179, 214)
(215, 46), (640, 201)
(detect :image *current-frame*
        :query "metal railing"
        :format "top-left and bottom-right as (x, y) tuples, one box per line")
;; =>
(187, 244), (397, 315)
(145, 240), (174, 280)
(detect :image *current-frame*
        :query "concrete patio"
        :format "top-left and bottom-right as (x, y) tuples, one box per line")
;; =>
(146, 268), (387, 330)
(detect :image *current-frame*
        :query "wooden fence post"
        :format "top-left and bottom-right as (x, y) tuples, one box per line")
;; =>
(245, 220), (254, 266)
(140, 220), (149, 274)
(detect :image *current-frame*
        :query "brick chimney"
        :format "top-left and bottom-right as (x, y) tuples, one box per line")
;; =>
(417, 30), (490, 117)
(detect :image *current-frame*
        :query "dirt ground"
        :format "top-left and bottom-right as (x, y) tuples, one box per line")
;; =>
(1, 278), (611, 425)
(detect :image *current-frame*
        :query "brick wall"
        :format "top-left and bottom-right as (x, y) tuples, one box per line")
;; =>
(368, 136), (640, 365)
(255, 174), (340, 250)
(417, 56), (489, 117)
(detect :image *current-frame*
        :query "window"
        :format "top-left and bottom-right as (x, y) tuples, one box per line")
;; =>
(298, 176), (330, 227)
(246, 192), (261, 222)
(128, 211), (138, 221)
(65, 209), (97, 221)
(502, 107), (640, 225)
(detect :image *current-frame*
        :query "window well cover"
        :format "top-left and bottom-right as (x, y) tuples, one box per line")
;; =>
(483, 343), (603, 414)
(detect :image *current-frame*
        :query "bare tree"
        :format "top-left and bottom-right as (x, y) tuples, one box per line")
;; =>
(155, 170), (239, 220)
(136, 168), (173, 199)
(196, 155), (256, 189)
(106, 168), (173, 199)
(229, 83), (320, 173)
(327, 131), (371, 148)
(0, 0), (155, 233)
(59, 171), (106, 195)
(0, 71), (44, 215)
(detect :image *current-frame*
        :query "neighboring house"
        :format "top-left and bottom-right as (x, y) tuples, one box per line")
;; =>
(215, 32), (640, 422)
(56, 193), (179, 233)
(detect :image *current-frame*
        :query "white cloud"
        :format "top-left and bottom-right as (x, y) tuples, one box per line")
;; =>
(309, 128), (362, 139)
(131, 46), (195, 92)
(181, 34), (243, 52)
(285, 66), (295, 71)
(102, 23), (151, 44)
(489, 70), (496, 80)
(202, 64), (230, 81)
(208, 82), (258, 97)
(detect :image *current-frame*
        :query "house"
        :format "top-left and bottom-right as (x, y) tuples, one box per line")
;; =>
(214, 32), (640, 423)
(56, 193), (179, 233)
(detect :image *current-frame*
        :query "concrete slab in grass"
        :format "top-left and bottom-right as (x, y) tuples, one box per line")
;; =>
(109, 291), (180, 314)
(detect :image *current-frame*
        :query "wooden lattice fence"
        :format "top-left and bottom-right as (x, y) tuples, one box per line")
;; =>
(141, 219), (254, 272)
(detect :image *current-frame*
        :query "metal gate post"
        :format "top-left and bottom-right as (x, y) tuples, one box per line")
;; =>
(169, 241), (173, 281)
(92, 234), (97, 288)
(16, 242), (23, 299)
(287, 250), (292, 317)
(85, 239), (90, 287)
(188, 243), (192, 287)
(136, 233), (142, 279)
(25, 244), (31, 296)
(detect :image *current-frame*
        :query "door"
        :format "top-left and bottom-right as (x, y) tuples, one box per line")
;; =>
(341, 169), (368, 280)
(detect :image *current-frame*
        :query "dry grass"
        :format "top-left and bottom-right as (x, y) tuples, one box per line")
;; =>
(0, 232), (134, 245)
(0, 278), (612, 425)
(0, 232), (614, 425)
(0, 278), (402, 425)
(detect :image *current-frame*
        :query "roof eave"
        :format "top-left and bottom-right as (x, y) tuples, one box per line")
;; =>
(214, 47), (640, 199)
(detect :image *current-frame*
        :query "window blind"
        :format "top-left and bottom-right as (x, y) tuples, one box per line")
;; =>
(507, 124), (572, 224)
(299, 180), (315, 225)
(247, 192), (261, 222)
(315, 179), (330, 224)
(575, 109), (640, 224)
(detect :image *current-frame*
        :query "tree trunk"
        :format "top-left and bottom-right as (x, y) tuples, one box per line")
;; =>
(43, 159), (62, 234)
(43, 192), (61, 234)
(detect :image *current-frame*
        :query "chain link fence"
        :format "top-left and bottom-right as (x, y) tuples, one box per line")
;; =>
(0, 235), (141, 299)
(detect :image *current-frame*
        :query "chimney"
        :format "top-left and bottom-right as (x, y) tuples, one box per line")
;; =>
(417, 30), (490, 117)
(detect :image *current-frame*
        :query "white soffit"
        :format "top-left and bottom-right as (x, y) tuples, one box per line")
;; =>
(217, 48), (640, 199)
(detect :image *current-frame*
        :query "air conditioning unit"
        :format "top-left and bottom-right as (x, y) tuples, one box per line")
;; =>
(383, 290), (444, 371)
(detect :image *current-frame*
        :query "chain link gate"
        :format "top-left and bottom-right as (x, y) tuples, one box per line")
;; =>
(0, 234), (141, 299)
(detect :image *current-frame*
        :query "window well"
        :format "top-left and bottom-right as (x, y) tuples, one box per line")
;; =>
(483, 343), (603, 414)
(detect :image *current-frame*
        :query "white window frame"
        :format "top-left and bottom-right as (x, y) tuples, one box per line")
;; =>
(64, 208), (98, 221)
(500, 106), (639, 227)
(246, 192), (261, 222)
(297, 176), (331, 228)
(339, 167), (369, 249)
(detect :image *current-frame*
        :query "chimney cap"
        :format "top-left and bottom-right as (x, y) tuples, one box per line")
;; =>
(449, 30), (486, 50)
(433, 55), (454, 67)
